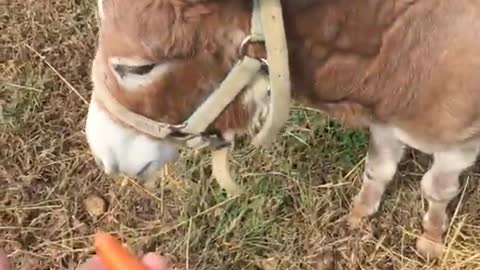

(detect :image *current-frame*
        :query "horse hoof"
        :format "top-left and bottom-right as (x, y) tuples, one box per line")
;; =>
(416, 234), (444, 260)
(346, 211), (369, 230)
(347, 215), (362, 230)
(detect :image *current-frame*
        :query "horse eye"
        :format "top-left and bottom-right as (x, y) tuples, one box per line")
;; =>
(113, 63), (156, 78)
(129, 64), (156, 75)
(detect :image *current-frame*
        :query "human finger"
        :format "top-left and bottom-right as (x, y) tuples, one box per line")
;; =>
(141, 253), (171, 270)
(0, 250), (11, 270)
(77, 256), (106, 270)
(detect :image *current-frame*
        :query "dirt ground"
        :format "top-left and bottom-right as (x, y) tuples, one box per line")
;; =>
(2, 1), (480, 269)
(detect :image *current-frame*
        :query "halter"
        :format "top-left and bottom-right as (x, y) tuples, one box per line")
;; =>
(92, 0), (291, 195)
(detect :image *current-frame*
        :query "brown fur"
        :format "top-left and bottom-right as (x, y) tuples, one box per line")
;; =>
(93, 0), (480, 258)
(97, 0), (480, 146)
(97, 0), (254, 133)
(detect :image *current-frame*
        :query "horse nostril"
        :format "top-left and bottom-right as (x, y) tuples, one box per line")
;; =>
(136, 161), (153, 177)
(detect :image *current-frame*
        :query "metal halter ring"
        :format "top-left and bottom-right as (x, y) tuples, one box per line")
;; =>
(166, 122), (188, 130)
(259, 58), (269, 70)
(239, 35), (254, 56)
(239, 35), (269, 69)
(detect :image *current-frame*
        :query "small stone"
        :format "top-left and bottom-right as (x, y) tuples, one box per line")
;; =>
(260, 257), (279, 270)
(315, 249), (335, 270)
(213, 207), (224, 217)
(84, 194), (108, 217)
(120, 177), (129, 188)
(143, 177), (159, 191)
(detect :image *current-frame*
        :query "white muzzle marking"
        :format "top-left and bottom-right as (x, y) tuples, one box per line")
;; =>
(85, 99), (180, 178)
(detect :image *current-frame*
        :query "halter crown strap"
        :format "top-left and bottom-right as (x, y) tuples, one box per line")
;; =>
(250, 0), (265, 42)
(250, 0), (291, 147)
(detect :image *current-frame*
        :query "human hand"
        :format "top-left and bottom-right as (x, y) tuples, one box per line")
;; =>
(0, 250), (172, 270)
(0, 250), (10, 270)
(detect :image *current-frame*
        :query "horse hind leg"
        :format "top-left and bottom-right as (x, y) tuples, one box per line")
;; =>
(416, 146), (479, 259)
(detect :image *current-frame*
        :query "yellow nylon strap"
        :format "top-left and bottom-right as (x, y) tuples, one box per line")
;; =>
(211, 146), (242, 196)
(91, 53), (179, 139)
(209, 73), (270, 195)
(182, 56), (262, 134)
(210, 0), (291, 196)
(93, 89), (176, 138)
(251, 0), (291, 147)
(250, 0), (264, 42)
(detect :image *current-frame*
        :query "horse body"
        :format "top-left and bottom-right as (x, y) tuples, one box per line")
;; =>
(85, 0), (480, 259)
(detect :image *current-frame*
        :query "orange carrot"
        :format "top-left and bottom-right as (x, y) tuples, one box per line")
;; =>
(94, 232), (148, 270)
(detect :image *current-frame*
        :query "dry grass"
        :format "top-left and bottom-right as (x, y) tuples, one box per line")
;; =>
(2, 1), (480, 269)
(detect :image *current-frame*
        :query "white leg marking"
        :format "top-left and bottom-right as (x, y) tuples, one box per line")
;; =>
(349, 124), (405, 227)
(416, 146), (479, 259)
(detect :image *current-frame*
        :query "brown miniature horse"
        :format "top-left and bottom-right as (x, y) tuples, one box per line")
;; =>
(85, 0), (480, 260)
